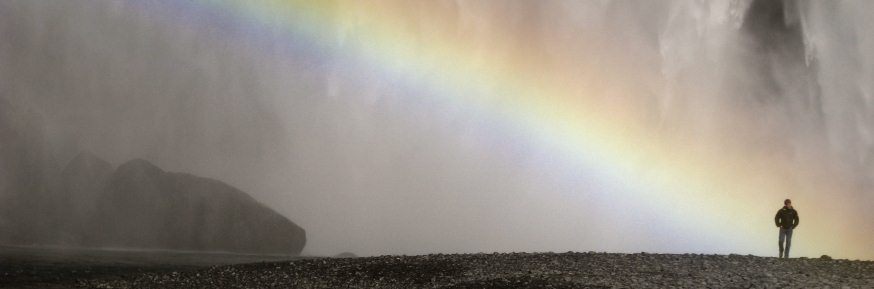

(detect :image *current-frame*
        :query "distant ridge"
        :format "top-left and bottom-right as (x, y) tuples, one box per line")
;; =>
(91, 158), (306, 255)
(0, 121), (306, 255)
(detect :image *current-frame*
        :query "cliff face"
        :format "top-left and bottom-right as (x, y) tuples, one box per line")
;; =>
(92, 159), (306, 255)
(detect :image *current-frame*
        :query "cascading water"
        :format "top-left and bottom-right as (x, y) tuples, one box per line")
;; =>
(0, 0), (871, 259)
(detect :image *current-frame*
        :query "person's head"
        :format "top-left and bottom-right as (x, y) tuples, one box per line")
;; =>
(784, 199), (792, 208)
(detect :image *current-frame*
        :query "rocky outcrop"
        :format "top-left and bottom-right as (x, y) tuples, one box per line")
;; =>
(91, 159), (305, 255)
(334, 252), (358, 258)
(0, 97), (305, 254)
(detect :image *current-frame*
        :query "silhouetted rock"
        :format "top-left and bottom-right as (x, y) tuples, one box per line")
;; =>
(1, 98), (306, 253)
(92, 159), (306, 255)
(334, 252), (358, 258)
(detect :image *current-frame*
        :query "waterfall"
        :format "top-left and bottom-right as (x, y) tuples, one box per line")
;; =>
(1, 0), (871, 258)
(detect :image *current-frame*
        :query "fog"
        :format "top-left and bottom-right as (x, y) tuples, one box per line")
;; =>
(1, 0), (872, 259)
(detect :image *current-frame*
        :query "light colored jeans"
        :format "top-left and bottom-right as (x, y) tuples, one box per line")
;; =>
(778, 228), (793, 258)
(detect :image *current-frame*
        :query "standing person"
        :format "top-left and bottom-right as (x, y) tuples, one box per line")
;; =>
(774, 199), (799, 258)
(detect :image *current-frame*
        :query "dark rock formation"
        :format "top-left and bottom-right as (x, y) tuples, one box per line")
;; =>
(740, 0), (821, 108)
(0, 97), (305, 254)
(334, 252), (358, 258)
(91, 159), (305, 255)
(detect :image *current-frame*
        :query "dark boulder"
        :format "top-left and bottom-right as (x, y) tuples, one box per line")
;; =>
(335, 252), (358, 258)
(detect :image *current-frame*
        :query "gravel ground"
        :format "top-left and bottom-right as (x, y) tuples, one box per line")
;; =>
(1, 261), (191, 289)
(78, 252), (873, 288)
(0, 246), (298, 289)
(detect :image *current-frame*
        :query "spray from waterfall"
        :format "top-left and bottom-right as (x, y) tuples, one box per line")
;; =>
(1, 0), (872, 259)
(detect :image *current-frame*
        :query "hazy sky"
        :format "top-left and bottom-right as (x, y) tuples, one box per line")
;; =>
(1, 0), (872, 259)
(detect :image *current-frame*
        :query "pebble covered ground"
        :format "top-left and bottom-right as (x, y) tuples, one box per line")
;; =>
(79, 252), (873, 288)
(0, 246), (296, 289)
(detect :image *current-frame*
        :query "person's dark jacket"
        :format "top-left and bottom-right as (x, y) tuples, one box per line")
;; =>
(774, 206), (799, 229)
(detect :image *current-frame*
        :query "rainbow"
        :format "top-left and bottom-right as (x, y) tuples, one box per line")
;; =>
(133, 1), (871, 259)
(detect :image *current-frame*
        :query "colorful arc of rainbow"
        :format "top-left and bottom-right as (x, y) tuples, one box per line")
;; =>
(144, 0), (870, 258)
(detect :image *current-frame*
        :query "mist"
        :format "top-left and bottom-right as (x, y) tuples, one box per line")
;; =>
(1, 0), (872, 259)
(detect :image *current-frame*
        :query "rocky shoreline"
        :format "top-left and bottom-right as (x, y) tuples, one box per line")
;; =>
(73, 252), (873, 288)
